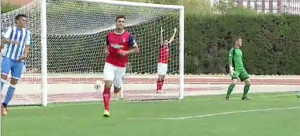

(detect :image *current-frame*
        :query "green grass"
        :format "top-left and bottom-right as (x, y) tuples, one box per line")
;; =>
(2, 92), (300, 136)
(1, 2), (20, 13)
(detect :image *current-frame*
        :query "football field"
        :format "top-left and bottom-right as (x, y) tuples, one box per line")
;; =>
(2, 92), (300, 136)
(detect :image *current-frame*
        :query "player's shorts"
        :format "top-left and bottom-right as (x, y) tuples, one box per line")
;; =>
(232, 67), (249, 81)
(103, 62), (126, 88)
(1, 57), (24, 80)
(157, 63), (168, 75)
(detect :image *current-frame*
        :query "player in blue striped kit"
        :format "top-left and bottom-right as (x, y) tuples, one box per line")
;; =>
(1, 14), (31, 116)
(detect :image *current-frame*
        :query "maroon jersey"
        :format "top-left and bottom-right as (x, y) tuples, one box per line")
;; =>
(106, 31), (136, 67)
(159, 45), (170, 64)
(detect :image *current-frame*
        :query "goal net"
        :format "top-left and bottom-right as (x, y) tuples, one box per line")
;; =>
(1, 0), (184, 105)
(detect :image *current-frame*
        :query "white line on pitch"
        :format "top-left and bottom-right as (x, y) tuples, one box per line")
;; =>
(127, 106), (300, 120)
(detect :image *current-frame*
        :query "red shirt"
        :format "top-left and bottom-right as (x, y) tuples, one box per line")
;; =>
(106, 30), (136, 67)
(159, 45), (170, 64)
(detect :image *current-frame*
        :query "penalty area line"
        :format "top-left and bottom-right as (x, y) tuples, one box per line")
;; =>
(127, 106), (300, 120)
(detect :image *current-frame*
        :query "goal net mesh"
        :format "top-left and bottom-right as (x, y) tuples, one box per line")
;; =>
(1, 0), (181, 105)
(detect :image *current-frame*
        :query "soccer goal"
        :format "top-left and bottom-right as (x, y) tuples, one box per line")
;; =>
(1, 0), (184, 106)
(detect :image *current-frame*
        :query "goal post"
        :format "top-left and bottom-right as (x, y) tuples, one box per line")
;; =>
(1, 0), (185, 106)
(41, 0), (48, 107)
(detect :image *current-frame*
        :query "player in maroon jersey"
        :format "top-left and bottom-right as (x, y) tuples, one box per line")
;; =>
(156, 27), (177, 93)
(103, 15), (139, 117)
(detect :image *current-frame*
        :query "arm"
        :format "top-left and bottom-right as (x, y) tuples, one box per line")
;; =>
(105, 35), (109, 54)
(228, 49), (233, 67)
(160, 27), (164, 45)
(19, 45), (30, 61)
(168, 27), (177, 44)
(228, 48), (235, 75)
(2, 27), (18, 45)
(118, 35), (139, 56)
(128, 35), (139, 54)
(2, 38), (12, 45)
(128, 46), (139, 54)
(118, 46), (139, 56)
(19, 34), (31, 61)
(105, 46), (109, 54)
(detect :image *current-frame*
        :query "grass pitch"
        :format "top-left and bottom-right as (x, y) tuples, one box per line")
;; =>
(2, 92), (300, 136)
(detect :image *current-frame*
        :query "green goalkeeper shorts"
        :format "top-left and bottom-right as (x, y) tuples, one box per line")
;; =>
(232, 68), (249, 81)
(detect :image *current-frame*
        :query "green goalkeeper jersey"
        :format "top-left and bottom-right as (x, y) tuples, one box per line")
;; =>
(229, 48), (244, 69)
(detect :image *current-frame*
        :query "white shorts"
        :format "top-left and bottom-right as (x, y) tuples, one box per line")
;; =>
(157, 63), (168, 75)
(103, 62), (126, 88)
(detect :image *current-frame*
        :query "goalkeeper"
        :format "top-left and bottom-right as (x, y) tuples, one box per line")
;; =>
(226, 37), (251, 100)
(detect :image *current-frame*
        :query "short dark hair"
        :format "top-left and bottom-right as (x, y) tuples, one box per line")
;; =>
(15, 14), (27, 23)
(232, 36), (242, 44)
(116, 15), (125, 22)
(234, 36), (242, 41)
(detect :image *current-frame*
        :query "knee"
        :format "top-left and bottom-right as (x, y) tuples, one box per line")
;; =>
(10, 78), (18, 85)
(158, 78), (162, 82)
(1, 74), (8, 80)
(114, 86), (121, 94)
(158, 76), (165, 81)
(104, 81), (112, 89)
(245, 80), (251, 85)
(231, 79), (238, 85)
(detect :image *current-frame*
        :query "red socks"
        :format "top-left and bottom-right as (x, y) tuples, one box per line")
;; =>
(103, 88), (111, 111)
(156, 80), (164, 91)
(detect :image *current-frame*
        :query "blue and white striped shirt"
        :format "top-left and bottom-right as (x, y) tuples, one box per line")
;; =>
(2, 26), (31, 60)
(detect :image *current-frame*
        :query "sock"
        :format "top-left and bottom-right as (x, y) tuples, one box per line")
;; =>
(242, 84), (250, 98)
(114, 89), (121, 100)
(226, 84), (236, 98)
(157, 80), (162, 91)
(2, 102), (7, 108)
(1, 79), (7, 91)
(103, 88), (111, 111)
(4, 85), (16, 106)
(160, 80), (164, 90)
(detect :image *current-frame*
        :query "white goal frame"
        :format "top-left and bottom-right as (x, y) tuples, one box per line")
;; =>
(40, 0), (185, 106)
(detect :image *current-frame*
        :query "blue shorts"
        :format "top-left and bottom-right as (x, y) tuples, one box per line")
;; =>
(1, 57), (25, 79)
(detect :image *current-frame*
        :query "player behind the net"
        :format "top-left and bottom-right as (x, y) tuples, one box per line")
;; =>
(156, 27), (177, 93)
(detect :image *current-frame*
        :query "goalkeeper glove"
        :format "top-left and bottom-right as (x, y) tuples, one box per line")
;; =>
(229, 66), (235, 76)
